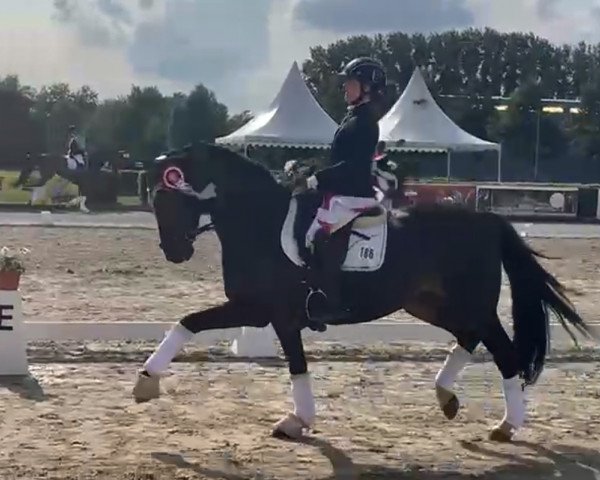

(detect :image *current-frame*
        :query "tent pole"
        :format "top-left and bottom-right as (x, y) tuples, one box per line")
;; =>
(446, 150), (451, 181)
(497, 144), (502, 183)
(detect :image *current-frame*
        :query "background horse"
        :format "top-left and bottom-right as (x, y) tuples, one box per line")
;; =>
(13, 150), (126, 211)
(133, 142), (596, 443)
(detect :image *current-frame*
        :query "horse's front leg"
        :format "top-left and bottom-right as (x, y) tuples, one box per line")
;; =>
(132, 301), (271, 402)
(270, 320), (315, 439)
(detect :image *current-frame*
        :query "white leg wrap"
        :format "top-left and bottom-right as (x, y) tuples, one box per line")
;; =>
(291, 373), (316, 426)
(79, 196), (89, 210)
(435, 344), (472, 390)
(31, 186), (45, 204)
(143, 323), (194, 376)
(501, 375), (527, 429)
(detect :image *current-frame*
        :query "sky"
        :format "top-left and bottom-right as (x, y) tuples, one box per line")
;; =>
(0, 0), (599, 113)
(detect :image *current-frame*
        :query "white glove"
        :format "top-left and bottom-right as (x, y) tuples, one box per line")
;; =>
(306, 175), (319, 190)
(284, 160), (298, 175)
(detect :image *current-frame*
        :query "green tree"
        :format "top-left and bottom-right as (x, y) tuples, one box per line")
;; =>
(0, 75), (39, 163)
(31, 82), (98, 153)
(119, 86), (171, 161)
(383, 32), (415, 90)
(571, 79), (600, 159)
(169, 84), (229, 148)
(441, 92), (496, 141)
(86, 98), (129, 154)
(489, 80), (567, 173)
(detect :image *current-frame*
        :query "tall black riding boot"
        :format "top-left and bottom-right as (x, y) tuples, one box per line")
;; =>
(306, 230), (351, 326)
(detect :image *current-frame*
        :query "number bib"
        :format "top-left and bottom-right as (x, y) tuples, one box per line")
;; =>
(280, 197), (388, 273)
(342, 222), (387, 272)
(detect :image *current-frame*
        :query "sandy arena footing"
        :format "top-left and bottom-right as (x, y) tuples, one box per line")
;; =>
(0, 360), (599, 479)
(0, 227), (599, 478)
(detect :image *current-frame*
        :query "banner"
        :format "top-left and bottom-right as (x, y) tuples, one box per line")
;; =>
(403, 183), (477, 210)
(475, 186), (578, 217)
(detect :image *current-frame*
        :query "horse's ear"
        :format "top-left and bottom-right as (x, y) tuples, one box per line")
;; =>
(154, 153), (169, 164)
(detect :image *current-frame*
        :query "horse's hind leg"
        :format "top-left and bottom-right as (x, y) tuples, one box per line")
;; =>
(434, 331), (480, 420)
(480, 314), (526, 442)
(405, 300), (479, 421)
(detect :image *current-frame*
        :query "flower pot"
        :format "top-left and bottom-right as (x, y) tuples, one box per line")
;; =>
(0, 270), (21, 290)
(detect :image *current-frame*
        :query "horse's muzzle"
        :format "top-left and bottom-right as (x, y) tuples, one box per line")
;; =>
(159, 238), (194, 264)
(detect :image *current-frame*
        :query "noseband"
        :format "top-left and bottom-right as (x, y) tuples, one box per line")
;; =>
(152, 175), (217, 244)
(186, 220), (215, 243)
(158, 208), (214, 250)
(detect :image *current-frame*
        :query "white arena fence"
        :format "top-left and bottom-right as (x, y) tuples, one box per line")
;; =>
(0, 211), (597, 375)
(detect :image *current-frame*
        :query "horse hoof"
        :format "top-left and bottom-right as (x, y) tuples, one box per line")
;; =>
(132, 371), (160, 403)
(308, 322), (327, 333)
(271, 413), (307, 440)
(489, 422), (516, 443)
(435, 385), (460, 420)
(442, 395), (460, 420)
(271, 427), (297, 440)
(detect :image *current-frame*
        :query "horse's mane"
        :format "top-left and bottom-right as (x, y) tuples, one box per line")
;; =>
(205, 143), (280, 191)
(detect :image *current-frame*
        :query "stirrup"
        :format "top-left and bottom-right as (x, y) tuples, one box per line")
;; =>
(304, 288), (328, 332)
(305, 287), (326, 315)
(305, 287), (350, 329)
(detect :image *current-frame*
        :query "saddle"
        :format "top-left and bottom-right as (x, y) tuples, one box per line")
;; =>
(279, 191), (390, 332)
(291, 192), (387, 265)
(351, 205), (387, 228)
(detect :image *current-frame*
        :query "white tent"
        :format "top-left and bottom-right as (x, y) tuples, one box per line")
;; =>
(379, 68), (502, 181)
(216, 61), (338, 149)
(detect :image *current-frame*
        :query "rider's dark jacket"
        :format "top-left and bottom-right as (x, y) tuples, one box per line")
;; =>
(314, 102), (379, 198)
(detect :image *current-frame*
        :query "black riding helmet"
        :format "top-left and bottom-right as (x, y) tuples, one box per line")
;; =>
(338, 57), (387, 98)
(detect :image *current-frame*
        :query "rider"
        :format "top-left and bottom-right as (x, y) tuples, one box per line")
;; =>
(303, 57), (387, 323)
(66, 125), (87, 170)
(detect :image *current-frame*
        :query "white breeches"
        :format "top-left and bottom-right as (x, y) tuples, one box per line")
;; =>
(305, 194), (380, 247)
(66, 154), (85, 170)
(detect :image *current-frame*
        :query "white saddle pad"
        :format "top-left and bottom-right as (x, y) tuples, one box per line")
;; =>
(280, 197), (387, 272)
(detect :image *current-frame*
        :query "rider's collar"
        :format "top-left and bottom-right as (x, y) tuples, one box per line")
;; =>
(348, 100), (372, 114)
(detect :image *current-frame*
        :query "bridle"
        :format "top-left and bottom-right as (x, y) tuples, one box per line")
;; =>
(185, 220), (215, 243)
(152, 166), (217, 243)
(155, 186), (216, 244)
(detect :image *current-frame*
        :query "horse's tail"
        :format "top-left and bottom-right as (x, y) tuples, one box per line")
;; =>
(499, 217), (596, 385)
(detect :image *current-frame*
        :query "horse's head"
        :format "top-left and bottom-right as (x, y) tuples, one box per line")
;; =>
(149, 144), (216, 264)
(150, 141), (284, 263)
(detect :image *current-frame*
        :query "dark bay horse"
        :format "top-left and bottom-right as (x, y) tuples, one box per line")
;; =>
(13, 150), (126, 211)
(132, 142), (596, 443)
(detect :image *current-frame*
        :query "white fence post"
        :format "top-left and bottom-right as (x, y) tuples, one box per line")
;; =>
(0, 290), (29, 376)
(230, 325), (279, 358)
